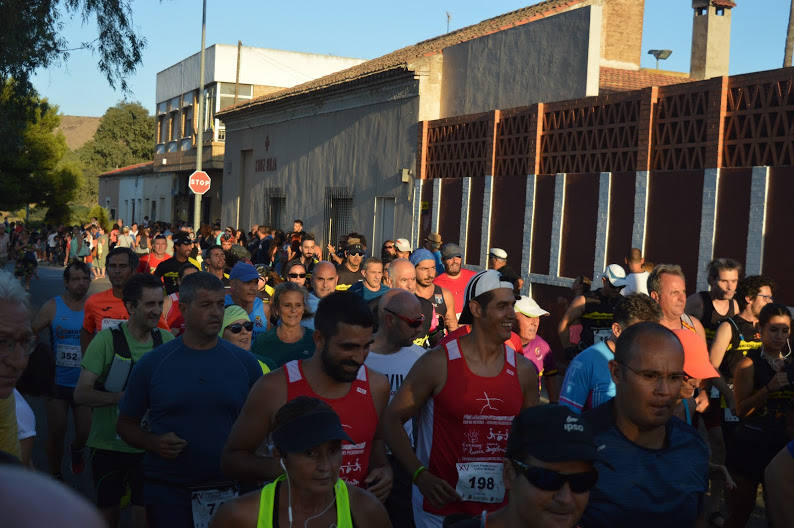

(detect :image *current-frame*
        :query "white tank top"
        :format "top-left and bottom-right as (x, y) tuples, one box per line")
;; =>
(365, 344), (425, 438)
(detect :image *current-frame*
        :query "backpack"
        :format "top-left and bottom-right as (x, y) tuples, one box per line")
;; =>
(99, 325), (164, 392)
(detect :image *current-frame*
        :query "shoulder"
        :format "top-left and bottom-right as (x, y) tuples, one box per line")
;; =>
(347, 483), (390, 525)
(668, 417), (709, 459)
(366, 366), (389, 391)
(583, 399), (615, 435)
(157, 329), (176, 343)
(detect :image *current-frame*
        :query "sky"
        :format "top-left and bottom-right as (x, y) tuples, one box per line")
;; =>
(33, 0), (794, 117)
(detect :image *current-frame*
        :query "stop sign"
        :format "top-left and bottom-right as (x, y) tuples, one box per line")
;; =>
(188, 170), (211, 195)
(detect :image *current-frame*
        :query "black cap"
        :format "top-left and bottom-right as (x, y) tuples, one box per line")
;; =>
(172, 232), (192, 245)
(272, 408), (354, 453)
(506, 405), (599, 463)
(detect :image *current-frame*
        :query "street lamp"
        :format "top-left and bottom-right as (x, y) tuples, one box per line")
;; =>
(648, 49), (672, 70)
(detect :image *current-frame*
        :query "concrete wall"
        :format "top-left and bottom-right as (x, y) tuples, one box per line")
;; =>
(690, 5), (732, 80)
(221, 74), (421, 248)
(98, 177), (120, 219)
(439, 5), (602, 118)
(141, 173), (175, 223)
(118, 176), (145, 225)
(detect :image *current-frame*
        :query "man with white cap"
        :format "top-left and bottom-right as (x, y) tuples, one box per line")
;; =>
(434, 243), (476, 320)
(515, 296), (559, 403)
(488, 248), (521, 292)
(558, 264), (627, 359)
(394, 238), (412, 260)
(382, 269), (539, 528)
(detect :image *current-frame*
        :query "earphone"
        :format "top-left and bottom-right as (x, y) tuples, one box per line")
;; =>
(280, 458), (294, 526)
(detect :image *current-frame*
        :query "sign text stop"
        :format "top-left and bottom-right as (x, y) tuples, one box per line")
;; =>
(188, 170), (211, 195)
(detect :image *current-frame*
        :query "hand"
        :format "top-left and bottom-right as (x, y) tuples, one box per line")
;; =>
(364, 465), (393, 503)
(327, 243), (335, 255)
(112, 391), (125, 404)
(694, 390), (710, 413)
(415, 469), (461, 509)
(766, 371), (789, 393)
(152, 432), (187, 459)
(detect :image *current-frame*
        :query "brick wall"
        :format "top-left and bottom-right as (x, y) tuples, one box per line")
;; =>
(602, 0), (644, 68)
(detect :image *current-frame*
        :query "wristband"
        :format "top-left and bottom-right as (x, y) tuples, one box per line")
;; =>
(412, 465), (427, 482)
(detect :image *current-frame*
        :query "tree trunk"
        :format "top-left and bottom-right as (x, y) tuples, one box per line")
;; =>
(785, 0), (794, 67)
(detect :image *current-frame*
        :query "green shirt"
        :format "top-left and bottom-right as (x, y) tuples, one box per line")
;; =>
(0, 393), (19, 459)
(250, 326), (315, 370)
(81, 323), (175, 452)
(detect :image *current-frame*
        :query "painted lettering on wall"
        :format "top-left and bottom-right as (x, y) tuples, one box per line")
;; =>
(255, 158), (277, 172)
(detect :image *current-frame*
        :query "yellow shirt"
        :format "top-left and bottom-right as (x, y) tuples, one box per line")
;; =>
(0, 393), (20, 459)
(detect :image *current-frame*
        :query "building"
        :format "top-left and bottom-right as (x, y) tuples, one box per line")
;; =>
(97, 162), (164, 224)
(218, 0), (704, 255)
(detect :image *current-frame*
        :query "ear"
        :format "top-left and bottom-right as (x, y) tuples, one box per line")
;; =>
(608, 359), (622, 385)
(611, 322), (622, 339)
(313, 329), (326, 353)
(470, 299), (484, 320)
(650, 291), (660, 303)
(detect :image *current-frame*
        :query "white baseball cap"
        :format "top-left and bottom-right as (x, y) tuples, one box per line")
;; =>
(514, 296), (549, 318)
(489, 248), (508, 260)
(458, 270), (515, 325)
(603, 264), (627, 288)
(394, 238), (411, 252)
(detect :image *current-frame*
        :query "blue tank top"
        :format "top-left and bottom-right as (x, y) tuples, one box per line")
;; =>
(51, 296), (85, 387)
(224, 294), (268, 341)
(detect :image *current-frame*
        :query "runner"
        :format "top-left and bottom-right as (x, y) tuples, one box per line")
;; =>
(487, 248), (521, 292)
(444, 405), (601, 528)
(162, 263), (200, 336)
(117, 272), (262, 528)
(220, 305), (256, 353)
(74, 274), (175, 528)
(304, 261), (339, 331)
(210, 397), (391, 528)
(386, 258), (436, 348)
(154, 231), (194, 295)
(414, 249), (457, 335)
(381, 270), (539, 528)
(513, 296), (559, 403)
(581, 322), (709, 527)
(433, 243), (476, 320)
(647, 264), (707, 339)
(204, 244), (230, 286)
(394, 239), (412, 260)
(136, 234), (170, 274)
(283, 261), (307, 288)
(336, 243), (365, 290)
(250, 282), (315, 369)
(221, 291), (393, 502)
(31, 260), (92, 478)
(350, 257), (390, 301)
(226, 261), (270, 341)
(621, 248), (648, 296)
(685, 258), (741, 344)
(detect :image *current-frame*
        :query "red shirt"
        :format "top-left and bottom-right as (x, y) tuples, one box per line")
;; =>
(82, 288), (169, 334)
(440, 325), (523, 352)
(434, 269), (477, 317)
(284, 360), (378, 488)
(137, 253), (171, 274)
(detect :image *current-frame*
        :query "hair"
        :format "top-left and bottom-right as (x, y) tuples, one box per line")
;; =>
(363, 257), (382, 271)
(178, 262), (199, 279)
(613, 294), (662, 327)
(646, 264), (685, 296)
(122, 273), (164, 307)
(272, 281), (311, 319)
(614, 321), (682, 366)
(293, 219), (304, 227)
(285, 260), (306, 276)
(707, 258), (743, 283)
(0, 270), (30, 310)
(736, 275), (775, 309)
(206, 244), (224, 258)
(179, 271), (225, 305)
(626, 248), (643, 263)
(758, 303), (792, 329)
(106, 246), (138, 270)
(573, 275), (591, 294)
(63, 260), (91, 282)
(315, 291), (375, 339)
(472, 290), (497, 316)
(301, 232), (315, 243)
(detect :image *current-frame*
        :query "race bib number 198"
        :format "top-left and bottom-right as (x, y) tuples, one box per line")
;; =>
(455, 462), (505, 503)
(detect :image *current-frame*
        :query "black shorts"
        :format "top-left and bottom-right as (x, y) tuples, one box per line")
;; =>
(725, 424), (787, 482)
(91, 449), (144, 508)
(49, 384), (76, 403)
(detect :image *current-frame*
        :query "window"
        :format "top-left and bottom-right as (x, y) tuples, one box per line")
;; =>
(159, 116), (168, 144)
(182, 105), (193, 138)
(715, 7), (725, 15)
(169, 112), (178, 141)
(324, 188), (353, 258)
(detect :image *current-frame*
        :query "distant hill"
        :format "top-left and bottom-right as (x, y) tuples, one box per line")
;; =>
(56, 115), (101, 150)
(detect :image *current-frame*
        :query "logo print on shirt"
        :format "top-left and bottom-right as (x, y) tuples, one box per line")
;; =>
(476, 392), (503, 413)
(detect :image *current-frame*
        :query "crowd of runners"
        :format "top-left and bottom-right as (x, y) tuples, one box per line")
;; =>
(1, 215), (793, 528)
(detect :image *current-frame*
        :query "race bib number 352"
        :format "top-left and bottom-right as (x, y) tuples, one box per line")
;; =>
(455, 462), (505, 503)
(56, 344), (81, 368)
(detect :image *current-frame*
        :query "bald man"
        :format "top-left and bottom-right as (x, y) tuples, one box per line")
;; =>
(304, 261), (339, 331)
(385, 259), (435, 348)
(366, 289), (427, 526)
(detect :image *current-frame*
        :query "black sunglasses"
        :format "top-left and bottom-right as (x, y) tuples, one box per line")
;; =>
(385, 308), (425, 328)
(226, 321), (254, 333)
(288, 273), (307, 279)
(348, 251), (364, 257)
(511, 459), (598, 493)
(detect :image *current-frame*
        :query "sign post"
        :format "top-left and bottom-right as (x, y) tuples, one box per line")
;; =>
(193, 0), (208, 232)
(188, 170), (211, 195)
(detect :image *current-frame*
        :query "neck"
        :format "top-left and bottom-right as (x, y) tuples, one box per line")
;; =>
(302, 356), (352, 398)
(614, 404), (667, 449)
(763, 346), (784, 359)
(520, 332), (535, 346)
(126, 319), (153, 342)
(415, 282), (433, 298)
(659, 313), (681, 330)
(371, 330), (402, 355)
(739, 306), (757, 323)
(364, 282), (380, 292)
(465, 326), (505, 360)
(345, 262), (359, 272)
(235, 297), (253, 313)
(209, 267), (224, 279)
(176, 254), (188, 263)
(111, 285), (124, 299)
(277, 323), (303, 341)
(290, 485), (335, 519)
(181, 327), (218, 350)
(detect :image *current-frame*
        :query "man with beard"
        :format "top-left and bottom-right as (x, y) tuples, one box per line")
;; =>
(32, 261), (92, 477)
(154, 232), (195, 295)
(433, 243), (476, 320)
(204, 245), (230, 286)
(580, 322), (708, 527)
(221, 291), (393, 503)
(117, 272), (261, 527)
(685, 258), (741, 344)
(413, 249), (457, 334)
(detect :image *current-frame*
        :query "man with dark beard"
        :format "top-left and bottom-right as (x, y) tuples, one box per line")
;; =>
(221, 291), (394, 503)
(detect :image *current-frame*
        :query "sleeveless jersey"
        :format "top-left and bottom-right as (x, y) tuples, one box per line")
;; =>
(680, 313), (697, 333)
(720, 315), (762, 379)
(284, 360), (378, 488)
(580, 290), (621, 349)
(415, 338), (523, 517)
(256, 475), (353, 528)
(429, 285), (448, 333)
(51, 296), (84, 387)
(165, 293), (185, 336)
(698, 291), (735, 344)
(744, 350), (794, 436)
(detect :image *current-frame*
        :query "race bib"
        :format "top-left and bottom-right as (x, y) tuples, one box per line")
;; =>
(100, 318), (126, 330)
(55, 344), (81, 368)
(592, 328), (612, 343)
(190, 484), (238, 528)
(455, 462), (505, 503)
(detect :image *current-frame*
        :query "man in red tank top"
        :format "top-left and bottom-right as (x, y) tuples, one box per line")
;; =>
(382, 270), (539, 528)
(221, 291), (394, 502)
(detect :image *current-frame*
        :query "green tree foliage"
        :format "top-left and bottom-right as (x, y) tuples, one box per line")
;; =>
(88, 205), (112, 232)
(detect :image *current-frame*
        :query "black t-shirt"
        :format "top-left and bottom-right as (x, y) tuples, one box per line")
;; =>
(155, 257), (189, 295)
(336, 264), (363, 288)
(367, 294), (435, 348)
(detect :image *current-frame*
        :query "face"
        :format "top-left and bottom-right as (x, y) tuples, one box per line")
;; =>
(312, 265), (338, 298)
(363, 262), (383, 289)
(230, 278), (258, 305)
(317, 323), (374, 383)
(711, 269), (739, 300)
(278, 290), (305, 327)
(680, 376), (699, 400)
(62, 265), (91, 298)
(506, 456), (592, 528)
(653, 273), (686, 318)
(293, 222), (302, 233)
(748, 285), (774, 318)
(181, 288), (226, 337)
(415, 259), (436, 287)
(222, 318), (253, 350)
(175, 241), (194, 259)
(0, 300), (32, 398)
(282, 440), (343, 496)
(473, 288), (517, 342)
(516, 312), (540, 341)
(610, 333), (685, 429)
(153, 238), (167, 256)
(345, 250), (363, 268)
(444, 255), (462, 276)
(760, 315), (791, 353)
(107, 253), (133, 289)
(385, 304), (424, 347)
(301, 240), (315, 258)
(127, 287), (165, 330)
(208, 248), (226, 271)
(220, 237), (233, 251)
(383, 242), (396, 257)
(390, 263), (417, 293)
(286, 264), (307, 287)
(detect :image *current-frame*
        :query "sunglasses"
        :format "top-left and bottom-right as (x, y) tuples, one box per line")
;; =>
(226, 321), (254, 333)
(511, 459), (598, 493)
(288, 273), (307, 278)
(348, 251), (364, 257)
(384, 245), (394, 249)
(385, 308), (425, 328)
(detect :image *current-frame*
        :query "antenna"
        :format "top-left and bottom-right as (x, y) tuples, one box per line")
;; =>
(446, 11), (452, 34)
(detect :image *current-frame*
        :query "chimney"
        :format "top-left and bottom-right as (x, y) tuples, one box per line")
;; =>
(690, 0), (735, 80)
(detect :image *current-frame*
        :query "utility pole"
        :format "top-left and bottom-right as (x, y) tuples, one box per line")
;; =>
(193, 0), (207, 232)
(234, 40), (242, 106)
(785, 0), (794, 67)
(446, 11), (451, 34)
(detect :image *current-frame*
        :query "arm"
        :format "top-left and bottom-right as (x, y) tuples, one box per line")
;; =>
(690, 315), (708, 343)
(544, 373), (561, 404)
(686, 293), (705, 321)
(764, 443), (794, 528)
(117, 414), (187, 459)
(557, 295), (585, 348)
(515, 355), (540, 408)
(558, 357), (590, 413)
(379, 349), (460, 509)
(221, 370), (287, 483)
(733, 357), (787, 419)
(80, 328), (95, 354)
(31, 299), (55, 336)
(363, 370), (393, 503)
(440, 287), (458, 331)
(349, 485), (393, 528)
(708, 322), (736, 405)
(73, 369), (123, 407)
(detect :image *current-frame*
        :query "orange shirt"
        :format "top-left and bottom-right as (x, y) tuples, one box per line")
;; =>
(82, 288), (169, 334)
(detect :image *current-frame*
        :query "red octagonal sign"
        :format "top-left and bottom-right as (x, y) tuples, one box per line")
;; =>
(188, 170), (211, 195)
